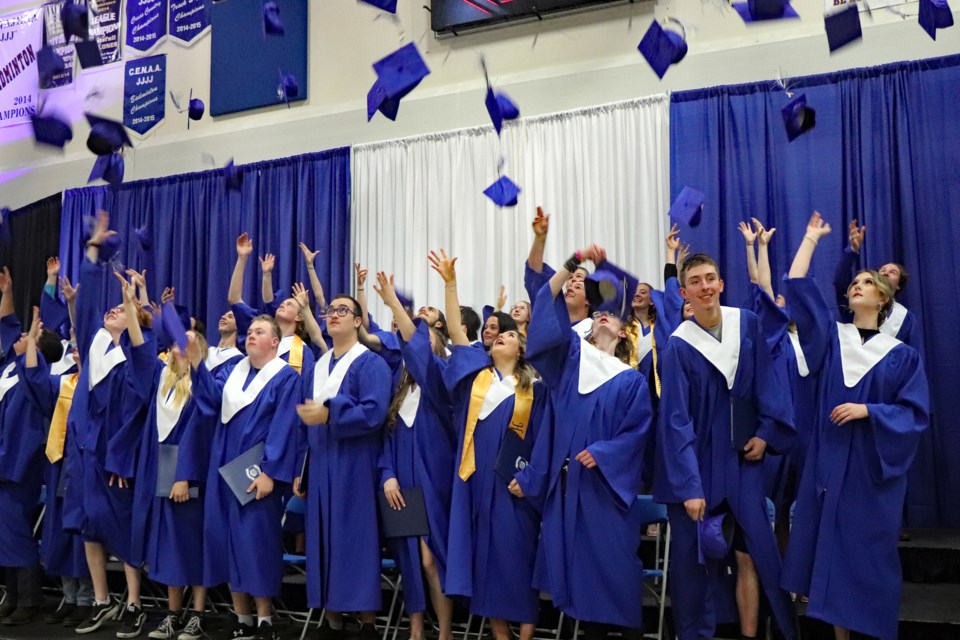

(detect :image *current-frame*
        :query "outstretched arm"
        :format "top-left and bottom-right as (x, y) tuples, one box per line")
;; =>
(354, 263), (370, 330)
(373, 272), (417, 342)
(527, 206), (550, 273)
(227, 232), (253, 305)
(429, 249), (467, 346)
(737, 221), (759, 284)
(789, 212), (832, 279)
(260, 253), (275, 305)
(546, 244), (606, 296)
(25, 307), (40, 368)
(753, 218), (777, 299)
(298, 242), (327, 309)
(291, 283), (328, 355)
(114, 272), (144, 346)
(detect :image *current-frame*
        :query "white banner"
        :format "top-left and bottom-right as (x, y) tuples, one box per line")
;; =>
(0, 7), (43, 128)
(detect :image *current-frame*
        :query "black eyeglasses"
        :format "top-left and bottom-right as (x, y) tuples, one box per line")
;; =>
(322, 305), (357, 318)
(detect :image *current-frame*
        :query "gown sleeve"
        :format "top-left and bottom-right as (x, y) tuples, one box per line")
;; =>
(326, 353), (392, 440)
(174, 362), (219, 483)
(18, 355), (60, 417)
(524, 260), (555, 302)
(259, 370), (304, 484)
(783, 276), (833, 373)
(525, 281), (574, 389)
(230, 302), (259, 344)
(442, 344), (493, 393)
(832, 248), (858, 321)
(746, 311), (796, 455)
(653, 340), (704, 504)
(401, 320), (451, 418)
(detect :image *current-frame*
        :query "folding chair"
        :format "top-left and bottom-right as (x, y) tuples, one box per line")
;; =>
(634, 495), (670, 640)
(274, 496), (317, 640)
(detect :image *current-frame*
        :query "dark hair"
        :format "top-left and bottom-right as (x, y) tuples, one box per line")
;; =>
(460, 306), (481, 342)
(38, 329), (64, 365)
(891, 262), (910, 293)
(250, 314), (282, 340)
(191, 317), (206, 338)
(486, 311), (518, 336)
(434, 309), (449, 341)
(679, 253), (721, 287)
(330, 294), (363, 317)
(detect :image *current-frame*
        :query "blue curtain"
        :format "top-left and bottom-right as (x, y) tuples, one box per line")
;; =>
(670, 55), (960, 527)
(59, 147), (351, 337)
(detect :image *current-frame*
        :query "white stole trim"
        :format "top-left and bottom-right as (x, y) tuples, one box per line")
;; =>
(837, 322), (901, 388)
(572, 317), (593, 339)
(277, 335), (294, 357)
(88, 329), (126, 390)
(50, 340), (76, 376)
(156, 368), (190, 442)
(636, 328), (653, 363)
(879, 301), (907, 338)
(312, 342), (368, 405)
(221, 356), (287, 423)
(478, 372), (517, 420)
(671, 307), (741, 390)
(787, 330), (809, 378)
(398, 385), (421, 428)
(0, 362), (18, 403)
(578, 339), (632, 394)
(205, 346), (242, 370)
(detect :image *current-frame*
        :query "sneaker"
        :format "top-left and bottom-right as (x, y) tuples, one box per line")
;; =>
(76, 599), (121, 634)
(148, 612), (182, 639)
(116, 603), (147, 639)
(178, 611), (205, 640)
(46, 602), (77, 624)
(2, 606), (39, 625)
(257, 621), (280, 640)
(230, 621), (256, 640)
(65, 605), (92, 627)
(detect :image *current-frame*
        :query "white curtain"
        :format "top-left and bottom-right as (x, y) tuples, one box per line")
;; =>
(351, 94), (670, 327)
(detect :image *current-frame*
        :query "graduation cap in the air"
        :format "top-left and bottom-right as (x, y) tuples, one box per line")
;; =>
(88, 152), (124, 185)
(483, 175), (521, 208)
(668, 186), (705, 228)
(733, 0), (799, 22)
(781, 94), (816, 141)
(224, 159), (243, 191)
(824, 5), (862, 52)
(585, 260), (639, 320)
(134, 225), (152, 254)
(40, 290), (71, 339)
(638, 19), (688, 80)
(395, 288), (414, 312)
(61, 1), (89, 41)
(188, 90), (205, 128)
(162, 302), (189, 351)
(75, 41), (103, 68)
(38, 47), (66, 89)
(697, 512), (735, 564)
(80, 217), (122, 263)
(31, 114), (74, 148)
(85, 114), (132, 156)
(367, 42), (430, 122)
(263, 0), (284, 35)
(359, 0), (398, 13)
(919, 0), (954, 40)
(276, 72), (299, 108)
(481, 58), (520, 136)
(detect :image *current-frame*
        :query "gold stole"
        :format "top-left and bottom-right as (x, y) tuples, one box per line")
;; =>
(458, 368), (534, 481)
(286, 335), (304, 374)
(626, 318), (641, 368)
(650, 323), (661, 397)
(158, 350), (171, 363)
(46, 372), (79, 463)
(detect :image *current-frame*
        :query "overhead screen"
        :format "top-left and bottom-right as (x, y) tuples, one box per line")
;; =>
(431, 0), (625, 36)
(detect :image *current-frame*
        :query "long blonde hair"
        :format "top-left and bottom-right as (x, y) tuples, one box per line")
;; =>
(160, 332), (208, 407)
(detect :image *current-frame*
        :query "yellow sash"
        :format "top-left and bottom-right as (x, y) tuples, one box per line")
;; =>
(458, 367), (534, 481)
(158, 350), (171, 363)
(46, 372), (79, 463)
(287, 335), (304, 374)
(651, 322), (661, 398)
(626, 318), (641, 368)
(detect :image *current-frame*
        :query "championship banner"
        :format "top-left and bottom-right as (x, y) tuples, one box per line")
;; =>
(126, 0), (168, 54)
(169, 0), (209, 46)
(0, 8), (43, 128)
(90, 0), (121, 65)
(123, 53), (165, 136)
(42, 2), (75, 88)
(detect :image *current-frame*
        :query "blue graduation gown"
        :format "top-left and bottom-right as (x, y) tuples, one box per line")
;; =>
(377, 321), (456, 614)
(128, 341), (218, 587)
(519, 284), (653, 628)
(301, 347), (391, 611)
(231, 302), (317, 375)
(443, 345), (548, 624)
(653, 308), (797, 640)
(780, 278), (929, 639)
(192, 358), (302, 597)
(18, 358), (89, 579)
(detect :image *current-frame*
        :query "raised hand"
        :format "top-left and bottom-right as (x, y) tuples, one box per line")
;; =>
(677, 242), (690, 269)
(113, 271), (136, 304)
(373, 271), (400, 307)
(848, 219), (866, 253)
(428, 249), (458, 284)
(125, 268), (146, 289)
(88, 210), (116, 246)
(753, 218), (776, 246)
(46, 257), (61, 277)
(354, 262), (368, 288)
(495, 285), (507, 311)
(0, 266), (11, 293)
(806, 211), (832, 240)
(578, 244), (607, 265)
(666, 224), (680, 253)
(161, 286), (175, 304)
(28, 306), (42, 341)
(292, 282), (310, 310)
(738, 221), (758, 245)
(532, 206), (550, 237)
(260, 253), (276, 273)
(236, 232), (253, 258)
(185, 331), (204, 367)
(59, 276), (78, 302)
(298, 242), (319, 263)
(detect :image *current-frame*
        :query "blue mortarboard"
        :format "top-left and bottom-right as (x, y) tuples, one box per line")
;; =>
(481, 58), (520, 136)
(225, 159), (243, 191)
(85, 114), (132, 156)
(919, 0), (954, 40)
(162, 302), (189, 351)
(188, 89), (205, 129)
(698, 512), (735, 564)
(75, 40), (103, 68)
(637, 20), (688, 80)
(824, 5), (862, 52)
(367, 43), (430, 122)
(61, 1), (89, 41)
(277, 72), (299, 108)
(40, 291), (71, 338)
(359, 0), (398, 12)
(733, 0), (799, 21)
(668, 186), (705, 228)
(781, 94), (816, 141)
(134, 225), (152, 253)
(38, 47), (66, 89)
(263, 1), (284, 35)
(585, 261), (640, 320)
(175, 304), (193, 333)
(483, 175), (521, 207)
(31, 115), (73, 148)
(481, 305), (494, 324)
(88, 152), (124, 185)
(395, 288), (414, 311)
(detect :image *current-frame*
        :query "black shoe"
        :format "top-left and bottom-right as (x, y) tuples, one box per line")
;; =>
(231, 621), (256, 640)
(318, 618), (346, 640)
(64, 605), (92, 627)
(46, 602), (78, 624)
(353, 623), (378, 640)
(0, 599), (16, 619)
(148, 612), (182, 639)
(116, 603), (147, 638)
(257, 621), (280, 640)
(76, 599), (121, 634)
(2, 606), (39, 626)
(177, 611), (205, 640)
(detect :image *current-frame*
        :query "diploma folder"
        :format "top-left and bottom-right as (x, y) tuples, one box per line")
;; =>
(494, 429), (532, 484)
(377, 486), (430, 538)
(730, 397), (759, 453)
(217, 442), (266, 506)
(156, 444), (199, 499)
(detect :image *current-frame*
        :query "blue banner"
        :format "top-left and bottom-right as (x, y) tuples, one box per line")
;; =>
(123, 53), (165, 136)
(169, 0), (209, 45)
(125, 0), (167, 54)
(90, 0), (121, 64)
(42, 2), (74, 87)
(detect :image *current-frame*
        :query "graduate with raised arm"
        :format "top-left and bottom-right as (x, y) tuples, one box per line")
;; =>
(434, 248), (549, 640)
(293, 289), (391, 640)
(653, 251), (797, 640)
(0, 272), (65, 626)
(192, 313), (302, 640)
(40, 257), (79, 376)
(524, 207), (593, 338)
(121, 278), (218, 640)
(227, 233), (316, 375)
(513, 244), (653, 639)
(205, 308), (244, 373)
(70, 212), (155, 638)
(781, 213), (929, 640)
(373, 271), (456, 640)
